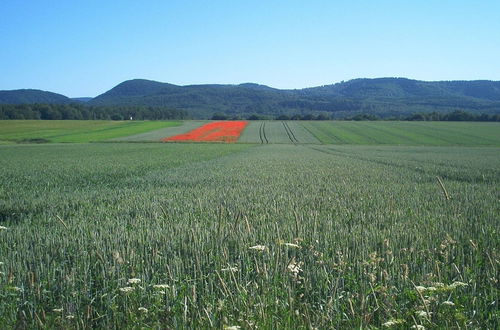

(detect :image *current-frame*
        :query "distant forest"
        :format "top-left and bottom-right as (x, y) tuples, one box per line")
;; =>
(1, 103), (498, 122)
(220, 110), (500, 121)
(3, 78), (500, 120)
(0, 104), (188, 120)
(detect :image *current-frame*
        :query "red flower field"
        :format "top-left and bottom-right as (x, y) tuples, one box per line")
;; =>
(163, 121), (249, 142)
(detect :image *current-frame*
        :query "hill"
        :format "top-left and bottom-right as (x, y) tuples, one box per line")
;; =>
(89, 78), (500, 118)
(2, 78), (500, 119)
(71, 97), (93, 102)
(0, 89), (72, 104)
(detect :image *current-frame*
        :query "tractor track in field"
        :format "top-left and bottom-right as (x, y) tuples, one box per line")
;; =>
(282, 121), (299, 144)
(259, 122), (269, 144)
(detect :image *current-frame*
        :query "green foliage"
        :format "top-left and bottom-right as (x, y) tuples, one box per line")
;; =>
(0, 104), (188, 120)
(0, 143), (498, 328)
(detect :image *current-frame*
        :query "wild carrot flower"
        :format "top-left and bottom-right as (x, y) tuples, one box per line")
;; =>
(449, 281), (468, 289)
(119, 286), (134, 293)
(127, 278), (141, 284)
(138, 307), (148, 313)
(53, 308), (63, 313)
(415, 286), (426, 292)
(415, 310), (431, 318)
(287, 260), (302, 275)
(0, 226), (7, 230)
(249, 245), (266, 251)
(283, 243), (300, 248)
(442, 300), (455, 306)
(221, 266), (239, 272)
(153, 284), (169, 289)
(410, 326), (425, 330)
(382, 319), (405, 327)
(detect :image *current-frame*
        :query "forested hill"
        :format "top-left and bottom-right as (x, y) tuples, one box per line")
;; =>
(89, 78), (500, 118)
(2, 78), (500, 119)
(0, 89), (73, 104)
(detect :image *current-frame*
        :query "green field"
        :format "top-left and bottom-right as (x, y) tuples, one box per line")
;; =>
(239, 121), (320, 144)
(241, 121), (500, 146)
(1, 139), (499, 328)
(302, 121), (500, 146)
(0, 120), (181, 143)
(112, 120), (209, 141)
(1, 120), (499, 146)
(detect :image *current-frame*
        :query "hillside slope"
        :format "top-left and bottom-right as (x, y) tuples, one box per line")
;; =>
(3, 78), (500, 119)
(0, 89), (73, 104)
(90, 78), (500, 118)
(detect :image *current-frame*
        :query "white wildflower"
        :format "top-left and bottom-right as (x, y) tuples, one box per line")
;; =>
(221, 266), (239, 272)
(138, 307), (148, 313)
(66, 315), (75, 320)
(283, 243), (300, 248)
(382, 319), (405, 327)
(53, 308), (63, 313)
(442, 300), (455, 306)
(119, 286), (134, 293)
(249, 245), (267, 251)
(287, 260), (302, 275)
(433, 282), (445, 287)
(411, 325), (425, 330)
(415, 286), (426, 292)
(415, 310), (431, 318)
(152, 284), (169, 289)
(127, 278), (141, 284)
(382, 320), (397, 327)
(449, 281), (468, 289)
(0, 226), (7, 230)
(426, 286), (437, 291)
(223, 326), (241, 330)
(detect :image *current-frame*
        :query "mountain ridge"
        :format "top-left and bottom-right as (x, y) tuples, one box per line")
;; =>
(0, 89), (73, 105)
(2, 78), (500, 118)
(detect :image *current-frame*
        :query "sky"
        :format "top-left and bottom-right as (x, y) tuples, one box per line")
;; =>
(1, 0), (499, 97)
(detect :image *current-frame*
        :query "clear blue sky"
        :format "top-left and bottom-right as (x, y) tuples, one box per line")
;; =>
(1, 0), (499, 97)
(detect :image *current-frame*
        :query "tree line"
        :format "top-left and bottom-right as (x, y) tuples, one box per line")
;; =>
(345, 110), (500, 121)
(0, 103), (188, 120)
(213, 110), (500, 121)
(1, 104), (498, 122)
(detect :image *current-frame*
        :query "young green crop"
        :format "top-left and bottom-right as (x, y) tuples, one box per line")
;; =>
(301, 121), (500, 146)
(0, 120), (181, 143)
(0, 142), (498, 328)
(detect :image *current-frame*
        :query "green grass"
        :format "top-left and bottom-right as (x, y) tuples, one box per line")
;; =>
(0, 142), (498, 328)
(0, 120), (181, 143)
(301, 121), (500, 146)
